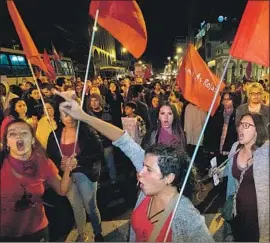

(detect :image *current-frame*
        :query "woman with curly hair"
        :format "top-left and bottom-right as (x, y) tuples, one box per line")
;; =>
(57, 95), (214, 242)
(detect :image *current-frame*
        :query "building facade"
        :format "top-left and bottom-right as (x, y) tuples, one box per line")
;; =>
(214, 42), (269, 83)
(90, 24), (117, 69)
(194, 22), (269, 83)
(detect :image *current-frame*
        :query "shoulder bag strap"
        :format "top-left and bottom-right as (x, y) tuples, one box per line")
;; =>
(148, 194), (178, 242)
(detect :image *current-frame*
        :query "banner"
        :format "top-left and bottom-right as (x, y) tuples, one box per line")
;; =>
(121, 117), (140, 144)
(176, 44), (225, 116)
(7, 0), (47, 72)
(230, 1), (269, 67)
(89, 0), (147, 58)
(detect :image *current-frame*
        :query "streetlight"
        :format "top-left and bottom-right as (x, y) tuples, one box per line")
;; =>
(93, 26), (98, 32)
(174, 55), (178, 60)
(122, 47), (127, 53)
(177, 47), (183, 54)
(167, 56), (171, 61)
(138, 60), (142, 64)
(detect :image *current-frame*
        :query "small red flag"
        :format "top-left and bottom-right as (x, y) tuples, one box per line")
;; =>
(7, 0), (47, 72)
(43, 49), (56, 82)
(52, 43), (61, 62)
(230, 1), (269, 67)
(89, 0), (147, 59)
(176, 44), (225, 116)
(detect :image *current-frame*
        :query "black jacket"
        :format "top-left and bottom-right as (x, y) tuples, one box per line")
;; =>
(26, 97), (44, 119)
(47, 123), (104, 182)
(204, 107), (238, 153)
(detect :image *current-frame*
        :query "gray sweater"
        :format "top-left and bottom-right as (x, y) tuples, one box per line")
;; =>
(113, 131), (214, 242)
(235, 103), (269, 126)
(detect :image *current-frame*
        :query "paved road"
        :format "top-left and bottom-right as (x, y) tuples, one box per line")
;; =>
(60, 174), (228, 242)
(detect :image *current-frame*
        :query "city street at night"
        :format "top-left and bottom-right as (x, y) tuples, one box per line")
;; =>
(0, 0), (269, 242)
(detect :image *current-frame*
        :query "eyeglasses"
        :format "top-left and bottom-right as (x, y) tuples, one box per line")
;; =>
(237, 121), (255, 129)
(250, 92), (262, 96)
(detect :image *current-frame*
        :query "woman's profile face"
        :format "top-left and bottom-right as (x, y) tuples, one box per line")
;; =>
(158, 105), (174, 129)
(137, 153), (168, 196)
(6, 122), (34, 159)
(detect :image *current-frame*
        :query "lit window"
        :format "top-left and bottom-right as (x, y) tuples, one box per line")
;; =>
(0, 54), (10, 65)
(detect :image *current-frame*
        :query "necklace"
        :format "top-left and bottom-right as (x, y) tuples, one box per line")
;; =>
(147, 197), (165, 224)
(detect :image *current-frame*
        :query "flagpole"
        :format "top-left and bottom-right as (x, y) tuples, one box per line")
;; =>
(163, 55), (232, 242)
(73, 9), (99, 155)
(27, 60), (63, 158)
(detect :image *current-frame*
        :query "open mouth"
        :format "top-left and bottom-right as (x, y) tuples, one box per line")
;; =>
(238, 133), (244, 140)
(16, 140), (25, 151)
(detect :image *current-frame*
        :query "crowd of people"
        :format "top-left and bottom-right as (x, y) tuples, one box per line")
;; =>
(0, 74), (269, 242)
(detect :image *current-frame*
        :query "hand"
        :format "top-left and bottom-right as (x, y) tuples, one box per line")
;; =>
(32, 116), (38, 127)
(64, 154), (78, 172)
(53, 89), (88, 121)
(60, 156), (69, 171)
(208, 166), (220, 177)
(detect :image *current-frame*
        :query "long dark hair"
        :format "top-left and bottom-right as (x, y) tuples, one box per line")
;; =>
(142, 101), (186, 150)
(9, 98), (28, 119)
(43, 98), (60, 126)
(1, 119), (45, 165)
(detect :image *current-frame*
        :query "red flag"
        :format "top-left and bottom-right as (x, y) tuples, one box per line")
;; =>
(89, 0), (147, 59)
(230, 1), (269, 67)
(176, 44), (225, 116)
(43, 49), (56, 82)
(7, 0), (47, 72)
(51, 43), (61, 62)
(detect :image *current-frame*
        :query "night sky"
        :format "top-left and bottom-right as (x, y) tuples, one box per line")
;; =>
(0, 0), (248, 70)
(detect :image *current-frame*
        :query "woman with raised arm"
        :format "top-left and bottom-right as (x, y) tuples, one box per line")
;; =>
(0, 119), (75, 242)
(58, 96), (214, 242)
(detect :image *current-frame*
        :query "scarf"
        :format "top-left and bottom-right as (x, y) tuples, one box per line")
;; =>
(158, 127), (180, 147)
(8, 153), (38, 178)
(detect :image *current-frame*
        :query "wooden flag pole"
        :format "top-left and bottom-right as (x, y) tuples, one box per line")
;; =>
(163, 56), (232, 242)
(27, 61), (63, 157)
(73, 9), (99, 155)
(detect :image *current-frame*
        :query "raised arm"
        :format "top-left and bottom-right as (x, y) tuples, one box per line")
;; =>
(56, 91), (145, 172)
(57, 90), (123, 142)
